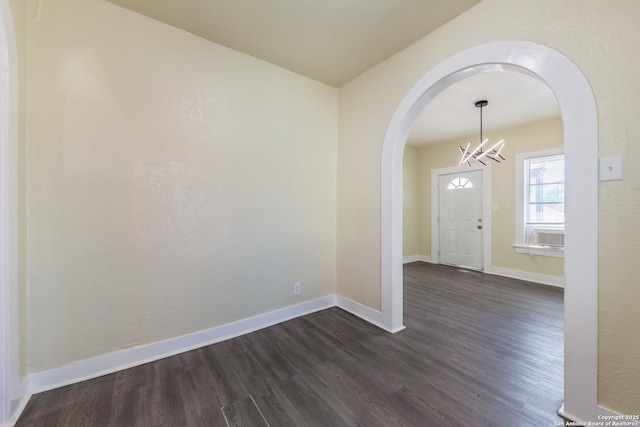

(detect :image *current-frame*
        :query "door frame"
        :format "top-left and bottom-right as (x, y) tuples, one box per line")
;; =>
(0, 0), (19, 424)
(431, 164), (492, 271)
(381, 41), (602, 421)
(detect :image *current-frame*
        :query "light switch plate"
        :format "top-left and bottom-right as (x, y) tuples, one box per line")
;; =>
(600, 155), (623, 181)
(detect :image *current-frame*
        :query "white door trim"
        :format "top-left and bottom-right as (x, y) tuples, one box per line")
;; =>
(381, 41), (601, 421)
(431, 164), (492, 270)
(0, 0), (19, 424)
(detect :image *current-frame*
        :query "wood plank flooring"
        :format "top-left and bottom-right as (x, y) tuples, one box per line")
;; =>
(16, 262), (565, 426)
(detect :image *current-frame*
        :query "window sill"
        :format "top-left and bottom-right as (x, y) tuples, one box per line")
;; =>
(513, 244), (564, 258)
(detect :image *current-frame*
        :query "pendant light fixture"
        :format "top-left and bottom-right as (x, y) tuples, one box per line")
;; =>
(459, 100), (506, 166)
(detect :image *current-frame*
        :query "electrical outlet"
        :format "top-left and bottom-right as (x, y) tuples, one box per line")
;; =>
(293, 282), (301, 296)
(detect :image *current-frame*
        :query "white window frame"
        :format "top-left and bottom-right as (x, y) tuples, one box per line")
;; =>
(514, 147), (565, 258)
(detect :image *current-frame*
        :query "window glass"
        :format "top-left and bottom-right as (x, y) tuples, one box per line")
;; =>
(526, 155), (564, 225)
(447, 177), (473, 190)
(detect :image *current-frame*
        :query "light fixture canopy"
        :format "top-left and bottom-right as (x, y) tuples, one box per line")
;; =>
(459, 100), (506, 166)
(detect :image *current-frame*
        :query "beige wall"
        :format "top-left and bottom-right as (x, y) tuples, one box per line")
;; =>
(8, 0), (28, 384)
(338, 0), (640, 414)
(8, 0), (640, 417)
(409, 118), (564, 278)
(402, 146), (419, 257)
(25, 0), (338, 373)
(488, 119), (564, 276)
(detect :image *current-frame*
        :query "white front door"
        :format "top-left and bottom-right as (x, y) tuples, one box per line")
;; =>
(438, 170), (483, 269)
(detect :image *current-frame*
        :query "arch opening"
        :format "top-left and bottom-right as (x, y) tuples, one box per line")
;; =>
(381, 41), (599, 420)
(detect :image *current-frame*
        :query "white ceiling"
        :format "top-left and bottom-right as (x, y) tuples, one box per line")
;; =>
(107, 0), (483, 87)
(106, 0), (561, 145)
(407, 71), (561, 147)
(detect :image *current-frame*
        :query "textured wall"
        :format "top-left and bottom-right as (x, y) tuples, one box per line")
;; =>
(7, 0), (27, 394)
(412, 118), (564, 277)
(9, 0), (26, 388)
(15, 0), (640, 416)
(337, 0), (640, 414)
(402, 146), (419, 257)
(0, 0), (27, 412)
(26, 0), (338, 372)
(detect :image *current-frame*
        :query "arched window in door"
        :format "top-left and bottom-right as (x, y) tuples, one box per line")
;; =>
(447, 177), (474, 190)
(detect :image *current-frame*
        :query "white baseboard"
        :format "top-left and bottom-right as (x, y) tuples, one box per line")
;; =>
(402, 255), (419, 264)
(15, 293), (399, 424)
(485, 266), (564, 288)
(403, 254), (432, 264)
(558, 402), (582, 423)
(334, 295), (407, 333)
(28, 295), (336, 395)
(7, 381), (31, 427)
(558, 402), (634, 426)
(9, 291), (615, 427)
(335, 295), (387, 330)
(408, 258), (563, 288)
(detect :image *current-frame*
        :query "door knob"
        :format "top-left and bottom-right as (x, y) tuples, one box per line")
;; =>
(477, 225), (483, 229)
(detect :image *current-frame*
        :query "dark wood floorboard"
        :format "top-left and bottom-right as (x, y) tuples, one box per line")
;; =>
(16, 262), (565, 426)
(222, 396), (268, 427)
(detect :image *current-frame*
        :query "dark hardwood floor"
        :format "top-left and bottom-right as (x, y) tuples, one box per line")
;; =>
(17, 262), (565, 426)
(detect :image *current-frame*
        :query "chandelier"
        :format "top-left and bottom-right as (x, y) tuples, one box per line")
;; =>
(459, 100), (506, 166)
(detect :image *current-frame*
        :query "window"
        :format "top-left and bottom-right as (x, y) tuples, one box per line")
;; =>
(447, 177), (473, 190)
(514, 148), (565, 257)
(526, 155), (564, 226)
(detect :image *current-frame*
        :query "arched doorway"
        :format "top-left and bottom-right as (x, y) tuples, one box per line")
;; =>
(381, 42), (600, 421)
